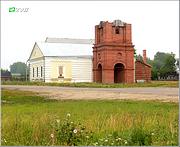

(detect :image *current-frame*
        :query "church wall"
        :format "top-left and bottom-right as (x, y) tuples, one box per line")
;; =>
(29, 58), (44, 81)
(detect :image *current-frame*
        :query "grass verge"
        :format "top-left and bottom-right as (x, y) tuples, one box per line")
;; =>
(2, 80), (179, 88)
(1, 89), (178, 146)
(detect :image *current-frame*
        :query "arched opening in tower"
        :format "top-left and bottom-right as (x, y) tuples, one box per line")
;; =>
(114, 63), (125, 83)
(97, 64), (102, 83)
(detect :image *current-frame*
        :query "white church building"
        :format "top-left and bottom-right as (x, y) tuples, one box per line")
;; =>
(28, 38), (94, 83)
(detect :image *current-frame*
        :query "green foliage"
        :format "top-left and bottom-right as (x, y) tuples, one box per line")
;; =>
(129, 127), (152, 145)
(134, 48), (137, 58)
(1, 89), (51, 105)
(152, 52), (176, 79)
(1, 89), (178, 146)
(10, 62), (28, 76)
(54, 114), (93, 146)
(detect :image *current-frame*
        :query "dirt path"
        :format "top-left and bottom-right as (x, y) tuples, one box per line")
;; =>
(2, 85), (179, 102)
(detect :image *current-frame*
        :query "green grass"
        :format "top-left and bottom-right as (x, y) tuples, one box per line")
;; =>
(2, 80), (179, 88)
(1, 89), (179, 146)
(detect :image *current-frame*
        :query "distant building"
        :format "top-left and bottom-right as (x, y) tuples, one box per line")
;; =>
(28, 20), (152, 83)
(135, 50), (152, 82)
(1, 70), (11, 81)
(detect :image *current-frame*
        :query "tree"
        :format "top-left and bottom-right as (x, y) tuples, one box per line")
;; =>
(152, 52), (176, 79)
(10, 62), (27, 76)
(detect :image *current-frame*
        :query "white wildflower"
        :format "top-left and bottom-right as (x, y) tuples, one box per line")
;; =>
(151, 132), (154, 136)
(118, 137), (122, 140)
(124, 140), (128, 144)
(67, 113), (71, 117)
(56, 119), (60, 123)
(73, 129), (77, 134)
(105, 139), (108, 142)
(50, 133), (54, 138)
(4, 139), (7, 143)
(116, 137), (122, 141)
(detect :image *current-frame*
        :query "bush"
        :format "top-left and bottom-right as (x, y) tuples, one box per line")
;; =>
(129, 127), (152, 145)
(52, 114), (94, 146)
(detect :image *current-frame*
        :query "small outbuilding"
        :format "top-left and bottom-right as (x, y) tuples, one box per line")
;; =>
(135, 50), (152, 82)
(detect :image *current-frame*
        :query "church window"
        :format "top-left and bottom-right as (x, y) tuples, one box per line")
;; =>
(58, 66), (63, 77)
(115, 27), (120, 34)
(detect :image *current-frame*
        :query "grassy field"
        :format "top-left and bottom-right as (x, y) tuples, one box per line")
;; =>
(2, 80), (179, 88)
(1, 89), (179, 146)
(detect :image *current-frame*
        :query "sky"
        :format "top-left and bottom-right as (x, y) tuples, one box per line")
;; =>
(1, 1), (179, 70)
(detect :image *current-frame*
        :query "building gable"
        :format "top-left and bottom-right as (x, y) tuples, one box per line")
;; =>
(29, 43), (44, 60)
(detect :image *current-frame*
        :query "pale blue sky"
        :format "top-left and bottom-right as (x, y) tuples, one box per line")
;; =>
(1, 1), (179, 70)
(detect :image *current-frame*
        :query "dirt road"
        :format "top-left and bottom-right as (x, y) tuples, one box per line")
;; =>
(2, 85), (179, 102)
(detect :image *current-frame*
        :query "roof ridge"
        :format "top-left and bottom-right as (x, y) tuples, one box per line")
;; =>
(45, 38), (94, 44)
(136, 60), (152, 67)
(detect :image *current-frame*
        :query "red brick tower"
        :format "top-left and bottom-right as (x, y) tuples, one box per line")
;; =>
(93, 20), (135, 83)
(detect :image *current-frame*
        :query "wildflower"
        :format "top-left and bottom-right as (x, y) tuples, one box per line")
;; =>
(4, 139), (7, 143)
(73, 129), (77, 134)
(116, 137), (122, 141)
(71, 121), (73, 124)
(67, 113), (71, 117)
(124, 140), (128, 144)
(50, 133), (54, 138)
(56, 119), (60, 123)
(105, 139), (108, 142)
(151, 132), (155, 136)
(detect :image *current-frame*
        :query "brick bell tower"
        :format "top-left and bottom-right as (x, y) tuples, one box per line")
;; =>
(93, 20), (135, 83)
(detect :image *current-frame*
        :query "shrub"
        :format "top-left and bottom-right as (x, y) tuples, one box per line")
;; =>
(53, 114), (94, 146)
(129, 127), (152, 146)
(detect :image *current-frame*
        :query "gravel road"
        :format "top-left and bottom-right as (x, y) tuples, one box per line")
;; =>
(2, 85), (179, 102)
